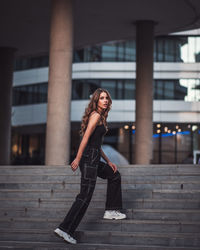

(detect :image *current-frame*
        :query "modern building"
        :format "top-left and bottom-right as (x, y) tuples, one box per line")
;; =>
(11, 29), (200, 165)
(1, 0), (200, 166)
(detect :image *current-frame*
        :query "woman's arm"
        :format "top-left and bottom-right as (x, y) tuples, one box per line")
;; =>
(71, 112), (101, 171)
(101, 148), (117, 173)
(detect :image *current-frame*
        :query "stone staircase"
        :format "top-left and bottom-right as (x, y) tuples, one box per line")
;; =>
(0, 164), (200, 250)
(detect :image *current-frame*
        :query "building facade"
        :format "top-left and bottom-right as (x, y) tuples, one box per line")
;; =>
(11, 31), (200, 165)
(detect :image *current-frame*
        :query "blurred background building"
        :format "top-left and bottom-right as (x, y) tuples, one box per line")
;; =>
(11, 29), (200, 165)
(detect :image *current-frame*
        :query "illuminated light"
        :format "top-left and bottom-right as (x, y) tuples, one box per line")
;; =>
(176, 125), (179, 129)
(168, 130), (171, 133)
(188, 124), (191, 128)
(157, 124), (161, 128)
(124, 125), (129, 130)
(172, 131), (176, 135)
(132, 125), (135, 130)
(192, 125), (198, 131)
(119, 128), (124, 135)
(157, 129), (161, 134)
(12, 144), (18, 153)
(164, 127), (168, 132)
(178, 129), (181, 132)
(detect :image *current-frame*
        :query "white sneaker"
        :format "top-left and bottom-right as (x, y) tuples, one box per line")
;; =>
(54, 228), (77, 244)
(103, 210), (126, 220)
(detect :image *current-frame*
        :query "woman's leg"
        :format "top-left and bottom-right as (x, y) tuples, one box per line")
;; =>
(97, 161), (122, 210)
(59, 163), (98, 235)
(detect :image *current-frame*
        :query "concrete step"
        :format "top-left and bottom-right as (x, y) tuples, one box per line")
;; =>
(1, 217), (200, 233)
(1, 180), (200, 190)
(0, 165), (200, 177)
(1, 197), (199, 209)
(1, 207), (200, 221)
(131, 209), (200, 221)
(76, 231), (200, 247)
(1, 174), (200, 183)
(0, 229), (199, 247)
(1, 241), (200, 250)
(1, 189), (200, 200)
(0, 164), (199, 249)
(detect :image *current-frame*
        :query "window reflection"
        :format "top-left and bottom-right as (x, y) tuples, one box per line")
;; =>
(180, 79), (200, 101)
(13, 79), (200, 106)
(14, 36), (200, 71)
(13, 83), (48, 106)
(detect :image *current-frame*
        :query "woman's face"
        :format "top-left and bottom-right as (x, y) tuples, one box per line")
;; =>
(97, 92), (109, 110)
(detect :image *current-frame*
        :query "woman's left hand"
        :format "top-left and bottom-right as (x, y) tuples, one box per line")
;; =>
(108, 161), (117, 173)
(70, 157), (80, 172)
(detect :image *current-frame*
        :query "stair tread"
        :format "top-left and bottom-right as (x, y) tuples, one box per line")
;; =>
(0, 240), (199, 250)
(1, 228), (200, 237)
(0, 173), (200, 178)
(1, 197), (199, 202)
(1, 217), (200, 224)
(0, 164), (198, 167)
(1, 180), (200, 183)
(1, 188), (200, 192)
(1, 207), (200, 213)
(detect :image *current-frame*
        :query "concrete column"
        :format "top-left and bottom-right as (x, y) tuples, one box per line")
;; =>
(0, 47), (16, 165)
(45, 0), (73, 165)
(135, 21), (154, 164)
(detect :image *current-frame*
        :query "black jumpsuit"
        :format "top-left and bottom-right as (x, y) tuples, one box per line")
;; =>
(58, 124), (123, 236)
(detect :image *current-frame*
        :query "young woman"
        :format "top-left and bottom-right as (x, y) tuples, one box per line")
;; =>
(54, 88), (126, 244)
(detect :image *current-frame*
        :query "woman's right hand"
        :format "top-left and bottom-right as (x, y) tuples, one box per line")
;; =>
(70, 157), (80, 171)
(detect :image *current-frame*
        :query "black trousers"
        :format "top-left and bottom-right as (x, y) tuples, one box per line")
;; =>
(58, 146), (123, 235)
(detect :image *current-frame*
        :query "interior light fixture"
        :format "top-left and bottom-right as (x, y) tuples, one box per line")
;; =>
(132, 125), (135, 130)
(124, 125), (129, 130)
(192, 125), (198, 131)
(157, 124), (161, 128)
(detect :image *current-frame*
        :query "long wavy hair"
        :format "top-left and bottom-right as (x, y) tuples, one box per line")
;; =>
(80, 88), (112, 136)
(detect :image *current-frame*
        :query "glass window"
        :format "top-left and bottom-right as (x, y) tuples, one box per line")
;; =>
(73, 49), (84, 62)
(90, 47), (102, 62)
(117, 81), (123, 99)
(101, 80), (116, 99)
(13, 83), (48, 106)
(164, 81), (174, 99)
(39, 83), (48, 102)
(125, 41), (135, 61)
(188, 37), (196, 62)
(156, 38), (164, 61)
(180, 79), (200, 101)
(117, 43), (125, 61)
(164, 39), (175, 62)
(155, 80), (163, 99)
(174, 80), (187, 100)
(85, 80), (100, 98)
(124, 80), (135, 99)
(72, 80), (100, 100)
(72, 80), (84, 100)
(102, 44), (117, 61)
(195, 37), (200, 62)
(175, 37), (187, 62)
(14, 36), (200, 68)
